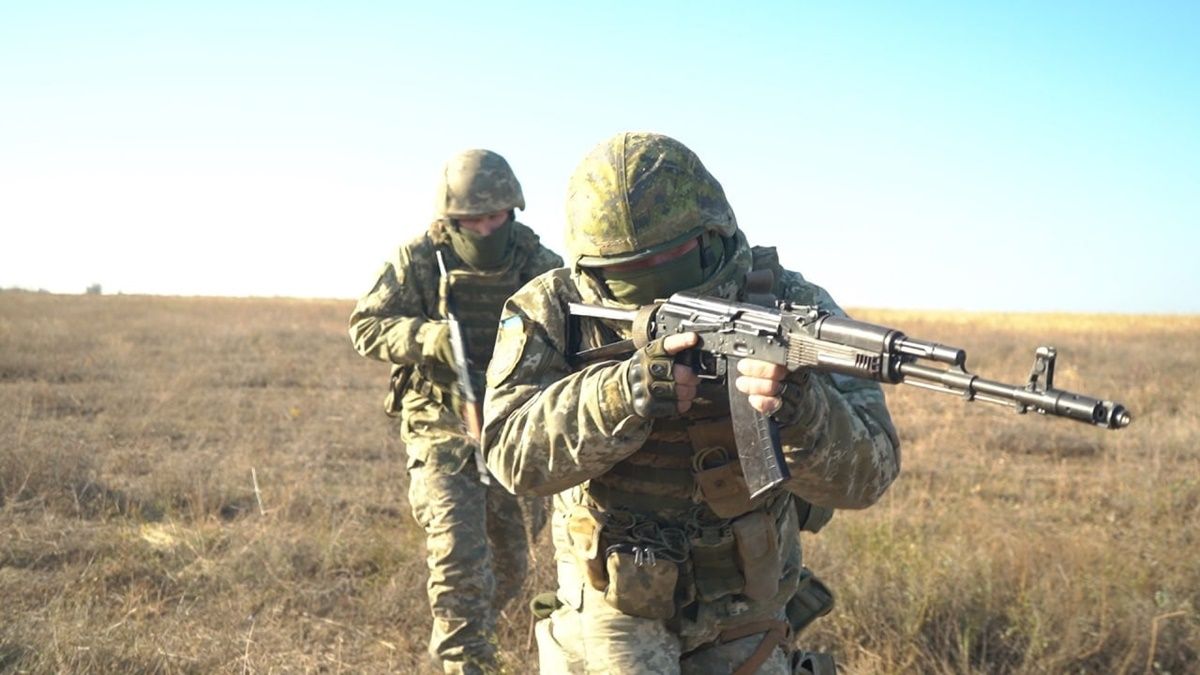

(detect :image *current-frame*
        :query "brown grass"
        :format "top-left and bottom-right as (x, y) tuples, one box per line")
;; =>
(1, 292), (1195, 674)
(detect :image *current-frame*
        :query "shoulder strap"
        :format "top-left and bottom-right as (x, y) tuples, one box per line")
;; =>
(566, 313), (583, 368)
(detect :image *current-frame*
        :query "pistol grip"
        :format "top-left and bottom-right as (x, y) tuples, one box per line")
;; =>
(727, 357), (790, 499)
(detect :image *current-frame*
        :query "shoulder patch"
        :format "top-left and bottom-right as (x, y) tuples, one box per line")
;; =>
(487, 314), (527, 386)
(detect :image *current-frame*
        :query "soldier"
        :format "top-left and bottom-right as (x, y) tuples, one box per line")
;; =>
(349, 149), (563, 675)
(482, 132), (900, 674)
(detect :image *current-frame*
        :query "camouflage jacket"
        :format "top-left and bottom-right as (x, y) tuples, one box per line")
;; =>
(350, 220), (563, 469)
(482, 233), (900, 511)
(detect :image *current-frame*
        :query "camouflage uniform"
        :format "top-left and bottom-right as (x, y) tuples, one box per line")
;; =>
(350, 150), (563, 675)
(482, 133), (900, 674)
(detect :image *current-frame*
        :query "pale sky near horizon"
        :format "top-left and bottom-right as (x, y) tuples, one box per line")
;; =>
(2, 1), (1197, 313)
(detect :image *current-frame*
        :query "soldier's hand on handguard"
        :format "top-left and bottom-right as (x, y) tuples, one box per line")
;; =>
(627, 332), (700, 417)
(420, 321), (456, 367)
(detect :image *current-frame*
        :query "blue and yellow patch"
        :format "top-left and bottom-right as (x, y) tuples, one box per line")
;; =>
(487, 313), (526, 386)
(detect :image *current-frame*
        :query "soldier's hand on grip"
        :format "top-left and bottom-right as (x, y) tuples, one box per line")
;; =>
(627, 332), (700, 417)
(420, 321), (456, 367)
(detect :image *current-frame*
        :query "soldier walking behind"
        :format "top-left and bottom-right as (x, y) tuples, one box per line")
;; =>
(350, 149), (563, 674)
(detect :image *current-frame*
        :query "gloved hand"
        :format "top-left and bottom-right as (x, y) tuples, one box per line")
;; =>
(420, 321), (456, 367)
(626, 332), (700, 418)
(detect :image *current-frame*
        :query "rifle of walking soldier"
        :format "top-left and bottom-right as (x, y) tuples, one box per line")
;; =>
(569, 292), (1132, 499)
(435, 250), (491, 486)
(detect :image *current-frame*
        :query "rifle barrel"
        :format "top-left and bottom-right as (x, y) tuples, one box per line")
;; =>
(897, 362), (1131, 429)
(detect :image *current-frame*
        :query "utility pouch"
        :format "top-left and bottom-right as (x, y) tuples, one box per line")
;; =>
(732, 510), (781, 602)
(688, 524), (744, 603)
(694, 461), (754, 519)
(566, 505), (607, 591)
(794, 498), (834, 534)
(691, 439), (754, 519)
(603, 545), (678, 620)
(786, 567), (835, 635)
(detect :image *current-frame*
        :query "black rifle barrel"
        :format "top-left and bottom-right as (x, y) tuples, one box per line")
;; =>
(898, 362), (1131, 429)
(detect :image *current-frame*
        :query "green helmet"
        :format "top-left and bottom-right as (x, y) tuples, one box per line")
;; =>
(565, 132), (737, 267)
(434, 149), (525, 218)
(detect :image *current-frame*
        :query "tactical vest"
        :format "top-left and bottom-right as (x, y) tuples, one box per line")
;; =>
(566, 247), (834, 618)
(578, 244), (791, 524)
(433, 245), (529, 394)
(587, 380), (765, 520)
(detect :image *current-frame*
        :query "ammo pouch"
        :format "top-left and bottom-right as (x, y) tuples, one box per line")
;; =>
(603, 544), (678, 620)
(732, 510), (781, 602)
(689, 503), (784, 605)
(688, 523), (744, 603)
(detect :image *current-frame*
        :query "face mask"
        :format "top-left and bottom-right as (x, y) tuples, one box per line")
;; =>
(699, 232), (727, 277)
(448, 216), (514, 269)
(600, 244), (705, 305)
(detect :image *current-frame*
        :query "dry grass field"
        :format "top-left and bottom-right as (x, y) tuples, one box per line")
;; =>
(1, 291), (1196, 674)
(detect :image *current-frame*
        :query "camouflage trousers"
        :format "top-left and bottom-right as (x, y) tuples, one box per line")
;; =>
(408, 459), (536, 675)
(536, 584), (793, 674)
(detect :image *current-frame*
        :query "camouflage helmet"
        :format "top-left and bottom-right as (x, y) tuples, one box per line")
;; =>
(565, 132), (737, 267)
(434, 149), (525, 218)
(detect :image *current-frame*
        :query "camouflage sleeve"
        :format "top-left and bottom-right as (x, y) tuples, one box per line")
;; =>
(481, 271), (651, 496)
(526, 244), (564, 277)
(348, 239), (442, 365)
(773, 270), (901, 509)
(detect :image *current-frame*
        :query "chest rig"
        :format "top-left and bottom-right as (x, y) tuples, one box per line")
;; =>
(436, 247), (529, 393)
(577, 316), (763, 522)
(568, 325), (792, 615)
(563, 254), (835, 621)
(574, 256), (785, 523)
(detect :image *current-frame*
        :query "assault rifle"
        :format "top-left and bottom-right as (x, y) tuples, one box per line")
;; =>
(569, 292), (1132, 498)
(435, 250), (491, 486)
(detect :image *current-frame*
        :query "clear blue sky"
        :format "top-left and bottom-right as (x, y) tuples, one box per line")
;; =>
(2, 1), (1197, 313)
